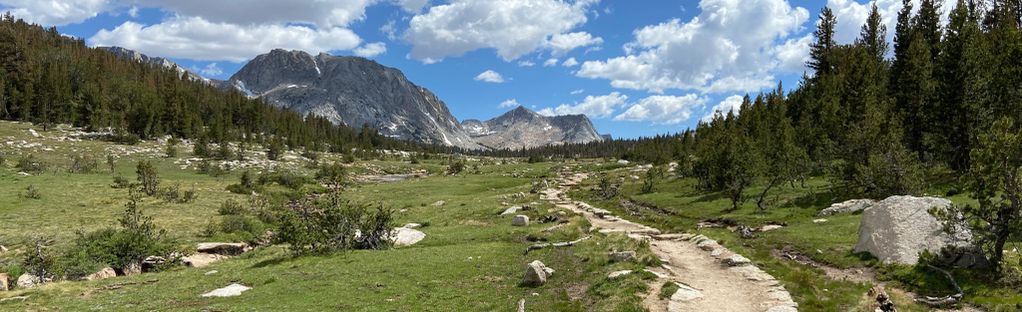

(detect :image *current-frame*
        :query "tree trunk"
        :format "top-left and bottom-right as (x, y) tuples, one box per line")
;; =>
(757, 178), (780, 211)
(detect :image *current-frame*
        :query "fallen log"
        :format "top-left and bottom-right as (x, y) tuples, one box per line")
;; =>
(524, 236), (592, 255)
(915, 265), (963, 307)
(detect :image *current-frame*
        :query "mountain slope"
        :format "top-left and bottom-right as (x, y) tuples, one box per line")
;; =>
(99, 46), (208, 82)
(226, 49), (481, 149)
(462, 106), (604, 150)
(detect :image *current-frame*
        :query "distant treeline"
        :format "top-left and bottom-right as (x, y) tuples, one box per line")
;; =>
(0, 13), (435, 153)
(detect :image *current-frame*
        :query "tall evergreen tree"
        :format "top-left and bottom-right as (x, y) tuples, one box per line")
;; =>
(809, 7), (838, 75)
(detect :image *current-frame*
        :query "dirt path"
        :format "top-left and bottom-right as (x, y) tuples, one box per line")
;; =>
(541, 170), (798, 312)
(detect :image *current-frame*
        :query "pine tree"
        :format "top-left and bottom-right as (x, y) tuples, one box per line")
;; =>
(858, 3), (889, 62)
(809, 7), (838, 75)
(934, 0), (990, 170)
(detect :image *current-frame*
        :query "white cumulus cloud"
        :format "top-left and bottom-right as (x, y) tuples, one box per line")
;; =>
(701, 94), (745, 122)
(538, 92), (627, 118)
(615, 94), (707, 124)
(499, 99), (521, 108)
(354, 42), (387, 57)
(562, 57), (579, 67)
(89, 17), (360, 62)
(474, 70), (505, 83)
(546, 31), (603, 55)
(543, 58), (559, 67)
(577, 0), (810, 94)
(404, 0), (598, 63)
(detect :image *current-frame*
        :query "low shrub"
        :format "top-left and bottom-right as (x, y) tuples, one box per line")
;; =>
(17, 154), (47, 174)
(274, 195), (393, 255)
(68, 154), (99, 174)
(111, 175), (131, 188)
(218, 199), (246, 215)
(22, 185), (41, 199)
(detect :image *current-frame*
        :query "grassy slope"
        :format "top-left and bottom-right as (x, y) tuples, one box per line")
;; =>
(0, 121), (654, 311)
(571, 165), (1022, 311)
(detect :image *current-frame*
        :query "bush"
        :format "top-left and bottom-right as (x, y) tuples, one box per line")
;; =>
(136, 160), (160, 196)
(258, 172), (312, 190)
(218, 199), (246, 215)
(164, 139), (178, 158)
(68, 154), (99, 174)
(595, 175), (620, 199)
(227, 171), (257, 194)
(158, 184), (196, 203)
(59, 191), (177, 274)
(111, 132), (141, 145)
(106, 154), (116, 173)
(22, 185), (41, 199)
(216, 143), (235, 161)
(266, 139), (284, 161)
(193, 136), (210, 157)
(111, 175), (131, 188)
(17, 154), (47, 174)
(196, 159), (226, 177)
(275, 195), (394, 255)
(446, 161), (465, 175)
(315, 163), (346, 184)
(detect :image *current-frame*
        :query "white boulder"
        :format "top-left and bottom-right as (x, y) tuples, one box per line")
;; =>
(392, 227), (426, 246)
(854, 196), (971, 265)
(512, 215), (530, 226)
(522, 260), (554, 286)
(83, 267), (117, 281)
(201, 283), (251, 297)
(819, 199), (875, 216)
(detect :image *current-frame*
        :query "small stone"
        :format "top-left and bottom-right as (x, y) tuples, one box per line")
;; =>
(201, 283), (251, 297)
(432, 200), (446, 207)
(204, 270), (218, 276)
(724, 254), (752, 266)
(402, 223), (422, 229)
(669, 283), (704, 302)
(812, 218), (828, 224)
(759, 225), (784, 232)
(609, 250), (636, 262)
(500, 206), (521, 216)
(607, 270), (633, 278)
(512, 215), (530, 226)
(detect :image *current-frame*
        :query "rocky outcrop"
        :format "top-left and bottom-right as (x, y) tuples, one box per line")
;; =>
(227, 49), (481, 149)
(462, 106), (604, 150)
(818, 199), (875, 216)
(854, 196), (973, 265)
(16, 274), (44, 289)
(521, 260), (554, 286)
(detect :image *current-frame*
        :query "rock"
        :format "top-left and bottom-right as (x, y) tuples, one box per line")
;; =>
(196, 242), (249, 256)
(402, 223), (422, 229)
(432, 200), (446, 207)
(500, 206), (521, 216)
(522, 260), (553, 287)
(854, 195), (973, 265)
(142, 255), (166, 271)
(204, 270), (218, 276)
(669, 283), (704, 302)
(28, 129), (39, 138)
(607, 270), (632, 278)
(609, 250), (637, 262)
(0, 273), (9, 291)
(724, 254), (752, 266)
(812, 218), (828, 224)
(16, 274), (45, 289)
(616, 159), (630, 165)
(182, 253), (228, 268)
(83, 267), (117, 281)
(392, 227), (426, 246)
(200, 283), (251, 297)
(696, 239), (719, 251)
(0, 245), (7, 253)
(121, 261), (142, 276)
(512, 215), (530, 226)
(759, 224), (784, 232)
(819, 199), (875, 216)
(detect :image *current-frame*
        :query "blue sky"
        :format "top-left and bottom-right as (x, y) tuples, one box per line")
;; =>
(1, 0), (943, 139)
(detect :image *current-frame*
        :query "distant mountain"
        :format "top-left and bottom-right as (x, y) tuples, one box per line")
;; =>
(99, 46), (208, 82)
(226, 49), (481, 149)
(462, 106), (604, 150)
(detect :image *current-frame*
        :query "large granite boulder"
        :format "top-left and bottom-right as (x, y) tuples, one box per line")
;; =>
(854, 196), (974, 265)
(391, 227), (426, 246)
